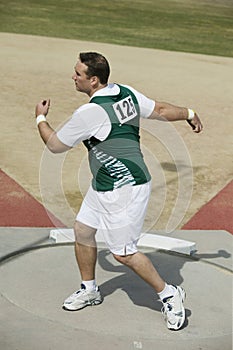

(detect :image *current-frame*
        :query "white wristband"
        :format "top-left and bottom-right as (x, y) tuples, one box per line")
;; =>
(187, 109), (195, 121)
(36, 114), (47, 125)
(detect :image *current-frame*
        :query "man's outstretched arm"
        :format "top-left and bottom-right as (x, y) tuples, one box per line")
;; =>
(35, 99), (71, 153)
(149, 101), (203, 133)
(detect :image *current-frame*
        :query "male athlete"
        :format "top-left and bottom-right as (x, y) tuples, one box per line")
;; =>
(35, 52), (203, 330)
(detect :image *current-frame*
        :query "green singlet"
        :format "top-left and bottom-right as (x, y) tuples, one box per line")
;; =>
(83, 84), (151, 191)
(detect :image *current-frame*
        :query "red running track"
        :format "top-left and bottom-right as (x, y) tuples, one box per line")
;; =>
(182, 180), (233, 234)
(0, 169), (65, 227)
(0, 169), (232, 233)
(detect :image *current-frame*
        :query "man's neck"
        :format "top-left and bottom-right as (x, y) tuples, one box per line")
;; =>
(89, 83), (108, 97)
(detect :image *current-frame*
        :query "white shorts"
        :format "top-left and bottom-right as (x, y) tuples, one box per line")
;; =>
(76, 181), (151, 255)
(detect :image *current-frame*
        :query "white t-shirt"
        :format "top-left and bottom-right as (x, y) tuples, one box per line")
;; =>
(57, 83), (155, 147)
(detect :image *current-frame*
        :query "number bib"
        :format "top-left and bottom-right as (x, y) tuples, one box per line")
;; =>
(113, 95), (138, 124)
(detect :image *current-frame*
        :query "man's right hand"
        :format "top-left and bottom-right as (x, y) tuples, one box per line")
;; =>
(35, 99), (50, 117)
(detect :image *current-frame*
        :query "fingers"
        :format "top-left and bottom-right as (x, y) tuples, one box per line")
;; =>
(35, 99), (51, 117)
(41, 99), (50, 107)
(187, 114), (203, 133)
(187, 119), (196, 130)
(193, 114), (203, 133)
(194, 121), (203, 133)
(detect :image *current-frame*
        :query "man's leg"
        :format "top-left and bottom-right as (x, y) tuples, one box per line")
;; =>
(74, 220), (97, 281)
(113, 251), (165, 293)
(113, 251), (186, 330)
(62, 221), (102, 311)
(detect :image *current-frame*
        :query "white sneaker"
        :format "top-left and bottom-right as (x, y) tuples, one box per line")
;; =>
(63, 284), (103, 311)
(161, 285), (186, 330)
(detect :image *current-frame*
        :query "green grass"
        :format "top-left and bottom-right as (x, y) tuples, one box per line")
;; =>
(0, 0), (232, 57)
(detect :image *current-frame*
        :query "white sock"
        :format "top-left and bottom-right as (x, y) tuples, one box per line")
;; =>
(82, 280), (96, 291)
(157, 283), (177, 301)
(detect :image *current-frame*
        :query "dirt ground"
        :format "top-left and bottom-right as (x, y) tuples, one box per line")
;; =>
(1, 32), (232, 231)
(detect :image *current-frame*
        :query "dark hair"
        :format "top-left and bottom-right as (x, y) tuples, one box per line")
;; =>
(79, 52), (110, 84)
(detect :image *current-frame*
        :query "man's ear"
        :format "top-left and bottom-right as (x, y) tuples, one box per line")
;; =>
(90, 75), (99, 86)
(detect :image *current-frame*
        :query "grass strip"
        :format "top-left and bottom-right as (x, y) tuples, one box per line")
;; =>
(0, 0), (232, 57)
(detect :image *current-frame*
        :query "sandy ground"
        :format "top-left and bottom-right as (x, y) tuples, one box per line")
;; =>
(1, 32), (233, 231)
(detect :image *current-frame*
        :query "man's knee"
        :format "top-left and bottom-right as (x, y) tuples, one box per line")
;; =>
(74, 221), (96, 246)
(113, 253), (135, 266)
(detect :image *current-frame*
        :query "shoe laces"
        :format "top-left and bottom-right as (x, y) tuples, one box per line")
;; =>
(160, 295), (173, 311)
(162, 294), (183, 318)
(160, 298), (178, 325)
(66, 284), (86, 300)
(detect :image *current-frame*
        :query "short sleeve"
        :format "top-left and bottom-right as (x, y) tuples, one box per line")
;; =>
(123, 85), (155, 118)
(57, 104), (111, 147)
